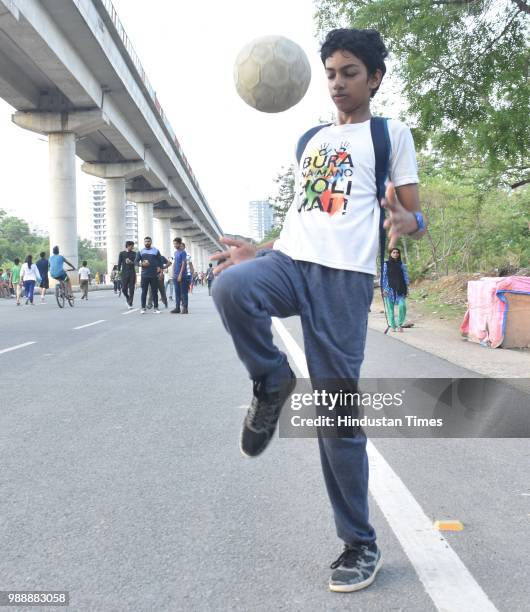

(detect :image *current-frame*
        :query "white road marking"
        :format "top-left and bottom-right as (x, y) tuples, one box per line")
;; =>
(73, 320), (106, 330)
(86, 292), (115, 299)
(0, 341), (36, 355)
(271, 317), (498, 612)
(122, 308), (139, 315)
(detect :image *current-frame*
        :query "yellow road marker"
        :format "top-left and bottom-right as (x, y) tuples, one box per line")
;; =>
(434, 520), (464, 531)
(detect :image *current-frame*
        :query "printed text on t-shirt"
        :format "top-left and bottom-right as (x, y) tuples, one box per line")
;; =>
(298, 142), (353, 216)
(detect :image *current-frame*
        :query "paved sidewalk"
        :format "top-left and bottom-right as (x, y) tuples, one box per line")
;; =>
(369, 295), (530, 379)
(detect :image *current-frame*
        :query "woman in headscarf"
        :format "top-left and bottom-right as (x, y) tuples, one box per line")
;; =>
(382, 247), (409, 332)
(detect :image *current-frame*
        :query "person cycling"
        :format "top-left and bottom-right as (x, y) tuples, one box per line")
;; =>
(49, 245), (76, 297)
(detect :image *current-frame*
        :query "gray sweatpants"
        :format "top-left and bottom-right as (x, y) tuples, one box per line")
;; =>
(212, 249), (376, 545)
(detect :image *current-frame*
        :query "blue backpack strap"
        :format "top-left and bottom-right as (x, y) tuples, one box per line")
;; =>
(370, 117), (391, 280)
(295, 123), (332, 165)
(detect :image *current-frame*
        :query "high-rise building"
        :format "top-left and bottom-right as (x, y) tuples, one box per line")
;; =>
(124, 201), (138, 245)
(90, 182), (107, 248)
(248, 200), (274, 242)
(89, 182), (138, 247)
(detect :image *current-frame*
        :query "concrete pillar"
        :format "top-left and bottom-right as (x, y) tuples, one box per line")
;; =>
(168, 231), (175, 259)
(153, 217), (170, 258)
(201, 247), (208, 271)
(48, 132), (78, 272)
(105, 178), (126, 271)
(193, 245), (200, 272)
(137, 203), (154, 243)
(126, 189), (168, 249)
(188, 241), (197, 270)
(81, 160), (146, 272)
(193, 243), (202, 271)
(12, 110), (110, 281)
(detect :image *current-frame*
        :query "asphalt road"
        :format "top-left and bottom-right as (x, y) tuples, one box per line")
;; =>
(0, 288), (528, 611)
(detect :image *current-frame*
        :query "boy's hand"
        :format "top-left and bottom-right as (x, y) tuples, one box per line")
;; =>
(381, 182), (420, 248)
(211, 237), (257, 275)
(141, 260), (150, 268)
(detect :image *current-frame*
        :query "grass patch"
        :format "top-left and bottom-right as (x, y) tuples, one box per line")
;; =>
(409, 286), (466, 321)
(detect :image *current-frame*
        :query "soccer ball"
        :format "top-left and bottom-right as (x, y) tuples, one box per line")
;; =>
(233, 35), (311, 113)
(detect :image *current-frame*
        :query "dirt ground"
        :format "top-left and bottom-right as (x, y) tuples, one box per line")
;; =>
(369, 275), (530, 379)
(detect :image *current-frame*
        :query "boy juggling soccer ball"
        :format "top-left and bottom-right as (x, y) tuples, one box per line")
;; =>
(212, 28), (426, 592)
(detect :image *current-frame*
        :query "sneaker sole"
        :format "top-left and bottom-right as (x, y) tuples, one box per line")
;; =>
(329, 554), (383, 593)
(239, 375), (296, 458)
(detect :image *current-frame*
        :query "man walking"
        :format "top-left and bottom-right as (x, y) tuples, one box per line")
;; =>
(135, 236), (163, 314)
(78, 261), (91, 300)
(35, 251), (49, 303)
(206, 263), (214, 296)
(147, 254), (170, 309)
(118, 241), (137, 309)
(171, 241), (189, 314)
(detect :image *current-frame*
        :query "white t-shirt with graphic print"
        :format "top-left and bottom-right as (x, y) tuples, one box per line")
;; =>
(273, 118), (419, 275)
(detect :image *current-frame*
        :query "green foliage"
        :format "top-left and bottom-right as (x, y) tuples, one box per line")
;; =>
(401, 173), (530, 279)
(0, 209), (107, 273)
(0, 210), (48, 265)
(78, 238), (107, 274)
(315, 0), (530, 189)
(267, 164), (296, 238)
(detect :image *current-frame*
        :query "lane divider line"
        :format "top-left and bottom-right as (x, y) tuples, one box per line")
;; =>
(271, 317), (498, 612)
(122, 308), (139, 315)
(0, 341), (37, 355)
(73, 320), (106, 330)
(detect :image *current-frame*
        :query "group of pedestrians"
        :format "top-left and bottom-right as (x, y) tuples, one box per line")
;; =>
(1, 252), (49, 304)
(0, 246), (76, 305)
(114, 235), (207, 314)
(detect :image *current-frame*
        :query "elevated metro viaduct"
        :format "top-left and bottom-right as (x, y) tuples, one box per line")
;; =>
(0, 0), (224, 275)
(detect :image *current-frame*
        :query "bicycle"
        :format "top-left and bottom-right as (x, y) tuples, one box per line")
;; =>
(55, 267), (76, 308)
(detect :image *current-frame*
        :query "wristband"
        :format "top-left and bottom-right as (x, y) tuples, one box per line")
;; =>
(411, 211), (425, 233)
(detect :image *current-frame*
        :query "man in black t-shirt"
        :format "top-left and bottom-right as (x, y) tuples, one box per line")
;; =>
(35, 251), (49, 303)
(117, 241), (137, 308)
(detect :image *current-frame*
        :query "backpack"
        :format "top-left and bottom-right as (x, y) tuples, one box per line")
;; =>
(295, 117), (391, 279)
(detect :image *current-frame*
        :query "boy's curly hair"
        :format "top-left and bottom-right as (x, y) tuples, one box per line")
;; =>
(320, 29), (388, 97)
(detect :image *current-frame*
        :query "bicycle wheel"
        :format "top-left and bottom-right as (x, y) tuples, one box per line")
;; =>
(55, 284), (65, 308)
(67, 293), (75, 307)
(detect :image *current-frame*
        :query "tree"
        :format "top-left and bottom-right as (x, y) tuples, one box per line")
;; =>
(0, 209), (47, 264)
(399, 174), (529, 279)
(263, 164), (296, 241)
(0, 209), (107, 273)
(78, 238), (107, 274)
(316, 0), (530, 189)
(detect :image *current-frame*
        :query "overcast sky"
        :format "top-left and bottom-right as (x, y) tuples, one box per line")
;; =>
(0, 0), (401, 238)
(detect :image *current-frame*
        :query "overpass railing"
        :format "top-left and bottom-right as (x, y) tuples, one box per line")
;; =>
(98, 0), (221, 234)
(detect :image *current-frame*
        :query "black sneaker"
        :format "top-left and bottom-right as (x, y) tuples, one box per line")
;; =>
(170, 307), (180, 314)
(329, 542), (382, 592)
(240, 370), (296, 457)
